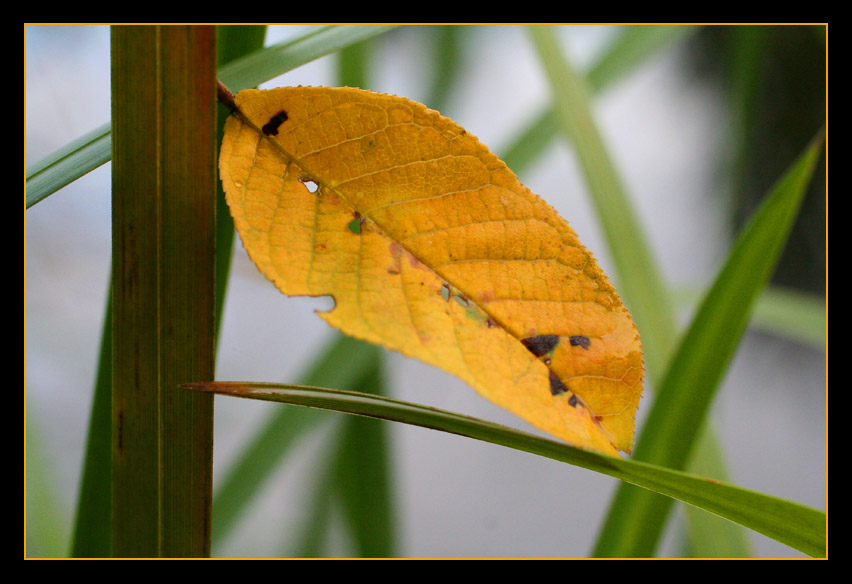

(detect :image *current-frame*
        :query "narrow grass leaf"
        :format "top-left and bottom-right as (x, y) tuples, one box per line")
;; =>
(674, 285), (826, 351)
(330, 359), (396, 557)
(217, 24), (396, 92)
(185, 381), (827, 558)
(593, 132), (825, 557)
(502, 25), (697, 177)
(212, 334), (380, 549)
(26, 123), (111, 209)
(69, 294), (113, 557)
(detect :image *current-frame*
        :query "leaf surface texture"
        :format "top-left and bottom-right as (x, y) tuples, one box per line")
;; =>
(219, 87), (644, 455)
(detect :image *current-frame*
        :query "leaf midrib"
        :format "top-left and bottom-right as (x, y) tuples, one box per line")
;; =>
(227, 98), (628, 453)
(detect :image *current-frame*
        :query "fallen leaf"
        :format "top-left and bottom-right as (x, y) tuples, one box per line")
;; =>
(219, 86), (643, 456)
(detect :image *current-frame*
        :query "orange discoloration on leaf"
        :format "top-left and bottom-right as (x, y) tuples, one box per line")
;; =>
(219, 86), (644, 456)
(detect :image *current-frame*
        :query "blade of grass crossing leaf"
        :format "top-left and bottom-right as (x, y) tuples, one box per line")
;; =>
(26, 25), (398, 207)
(593, 133), (824, 557)
(187, 382), (826, 558)
(527, 24), (751, 557)
(679, 425), (751, 556)
(211, 334), (380, 550)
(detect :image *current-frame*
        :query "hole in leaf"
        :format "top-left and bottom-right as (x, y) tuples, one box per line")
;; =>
(299, 177), (319, 193)
(452, 293), (469, 307)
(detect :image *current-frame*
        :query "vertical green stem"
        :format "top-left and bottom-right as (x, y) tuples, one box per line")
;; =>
(110, 25), (217, 557)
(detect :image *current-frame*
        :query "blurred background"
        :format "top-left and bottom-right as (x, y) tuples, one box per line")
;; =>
(26, 24), (825, 558)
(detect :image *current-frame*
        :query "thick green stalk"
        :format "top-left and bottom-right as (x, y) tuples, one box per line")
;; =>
(70, 25), (267, 558)
(110, 25), (216, 557)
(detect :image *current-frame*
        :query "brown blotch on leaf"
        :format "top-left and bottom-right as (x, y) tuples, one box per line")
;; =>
(569, 335), (591, 350)
(568, 394), (579, 408)
(549, 371), (569, 396)
(522, 334), (560, 357)
(262, 110), (289, 136)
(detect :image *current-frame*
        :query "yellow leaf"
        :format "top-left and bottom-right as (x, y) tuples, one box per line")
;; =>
(219, 86), (643, 456)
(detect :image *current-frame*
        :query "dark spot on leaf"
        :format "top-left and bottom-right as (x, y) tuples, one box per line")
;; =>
(569, 335), (591, 349)
(568, 394), (578, 408)
(521, 334), (560, 357)
(262, 110), (288, 136)
(485, 318), (497, 328)
(549, 371), (569, 396)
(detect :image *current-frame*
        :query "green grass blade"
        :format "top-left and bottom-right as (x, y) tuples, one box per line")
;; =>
(502, 25), (698, 176)
(425, 25), (465, 112)
(679, 426), (751, 557)
(288, 432), (339, 557)
(186, 382), (826, 558)
(285, 355), (395, 558)
(211, 334), (380, 550)
(69, 293), (113, 557)
(593, 132), (825, 557)
(216, 24), (396, 92)
(26, 25), (398, 208)
(26, 411), (69, 557)
(330, 359), (396, 557)
(674, 285), (826, 351)
(26, 124), (111, 209)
